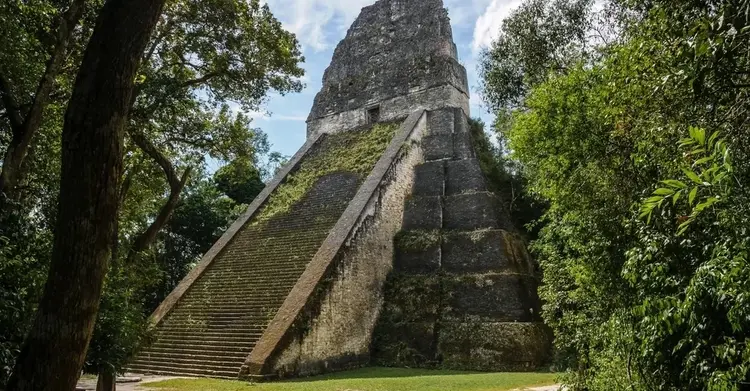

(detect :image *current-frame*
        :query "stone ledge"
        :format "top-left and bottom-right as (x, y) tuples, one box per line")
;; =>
(412, 161), (445, 196)
(423, 133), (454, 162)
(438, 321), (552, 372)
(394, 230), (441, 274)
(445, 159), (486, 195)
(442, 273), (541, 322)
(427, 108), (455, 135)
(379, 274), (441, 323)
(442, 229), (536, 275)
(443, 192), (505, 230)
(403, 196), (442, 230)
(372, 321), (438, 367)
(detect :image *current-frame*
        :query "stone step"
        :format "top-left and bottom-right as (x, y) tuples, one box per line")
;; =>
(165, 303), (281, 311)
(135, 347), (249, 363)
(168, 301), (284, 309)
(131, 352), (244, 368)
(150, 339), (257, 349)
(201, 267), (305, 276)
(127, 361), (239, 379)
(156, 330), (263, 340)
(145, 344), (253, 358)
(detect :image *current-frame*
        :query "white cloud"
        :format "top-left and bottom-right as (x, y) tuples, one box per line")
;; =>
(471, 0), (522, 54)
(264, 0), (374, 51)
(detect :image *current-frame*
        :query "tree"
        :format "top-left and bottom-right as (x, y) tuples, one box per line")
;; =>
(0, 0), (88, 203)
(480, 0), (594, 111)
(481, 0), (750, 389)
(6, 0), (167, 388)
(0, 0), (303, 387)
(214, 157), (265, 205)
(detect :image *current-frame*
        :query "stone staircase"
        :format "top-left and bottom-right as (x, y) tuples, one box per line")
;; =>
(129, 133), (377, 378)
(372, 107), (551, 370)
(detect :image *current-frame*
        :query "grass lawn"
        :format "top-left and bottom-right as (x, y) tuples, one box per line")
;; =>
(145, 367), (558, 391)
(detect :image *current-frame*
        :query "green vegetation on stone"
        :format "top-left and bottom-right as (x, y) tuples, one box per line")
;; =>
(145, 367), (558, 391)
(255, 123), (399, 222)
(394, 230), (441, 251)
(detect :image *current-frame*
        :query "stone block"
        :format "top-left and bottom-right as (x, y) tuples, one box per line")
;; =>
(438, 321), (552, 371)
(412, 161), (445, 196)
(453, 131), (474, 160)
(443, 192), (504, 230)
(442, 230), (536, 275)
(395, 230), (441, 274)
(453, 108), (469, 134)
(442, 274), (541, 322)
(423, 134), (453, 162)
(403, 196), (442, 230)
(372, 321), (438, 367)
(379, 275), (441, 323)
(445, 159), (486, 195)
(427, 108), (455, 135)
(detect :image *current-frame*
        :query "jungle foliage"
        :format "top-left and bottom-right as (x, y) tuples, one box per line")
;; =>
(0, 0), (303, 386)
(481, 0), (750, 390)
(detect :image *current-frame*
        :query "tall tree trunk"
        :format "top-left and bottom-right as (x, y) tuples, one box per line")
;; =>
(5, 0), (166, 389)
(0, 0), (86, 200)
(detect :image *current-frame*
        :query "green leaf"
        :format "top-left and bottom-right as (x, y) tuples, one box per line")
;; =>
(707, 131), (720, 149)
(672, 190), (682, 205)
(695, 197), (719, 212)
(653, 188), (675, 196)
(683, 168), (703, 184)
(661, 179), (687, 189)
(689, 187), (698, 205)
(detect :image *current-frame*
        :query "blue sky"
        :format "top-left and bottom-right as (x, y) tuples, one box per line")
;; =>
(251, 0), (522, 158)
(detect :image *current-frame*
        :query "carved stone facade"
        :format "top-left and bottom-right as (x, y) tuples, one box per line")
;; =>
(307, 0), (469, 137)
(129, 0), (548, 380)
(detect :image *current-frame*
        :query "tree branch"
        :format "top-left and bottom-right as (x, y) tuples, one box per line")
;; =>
(126, 128), (192, 262)
(0, 72), (23, 134)
(183, 71), (220, 87)
(127, 166), (191, 262)
(0, 0), (86, 198)
(128, 129), (180, 188)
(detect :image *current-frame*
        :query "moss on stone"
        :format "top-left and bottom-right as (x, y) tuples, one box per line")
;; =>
(255, 122), (399, 222)
(394, 230), (441, 252)
(379, 274), (441, 323)
(438, 321), (552, 372)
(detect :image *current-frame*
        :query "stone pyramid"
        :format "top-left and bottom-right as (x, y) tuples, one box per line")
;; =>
(129, 0), (549, 380)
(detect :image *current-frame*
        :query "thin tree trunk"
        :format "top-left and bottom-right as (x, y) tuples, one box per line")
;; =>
(95, 371), (116, 391)
(5, 0), (166, 389)
(0, 0), (86, 199)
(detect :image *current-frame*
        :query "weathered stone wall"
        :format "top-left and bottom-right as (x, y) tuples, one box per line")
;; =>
(265, 114), (427, 377)
(308, 85), (469, 137)
(372, 108), (551, 371)
(307, 0), (469, 138)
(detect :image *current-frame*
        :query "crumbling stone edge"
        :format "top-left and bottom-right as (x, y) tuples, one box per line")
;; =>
(239, 110), (427, 379)
(148, 132), (325, 327)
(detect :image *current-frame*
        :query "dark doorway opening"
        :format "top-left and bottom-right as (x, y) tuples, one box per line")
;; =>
(367, 106), (381, 124)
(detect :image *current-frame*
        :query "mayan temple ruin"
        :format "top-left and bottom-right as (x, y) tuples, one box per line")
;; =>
(129, 0), (550, 379)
